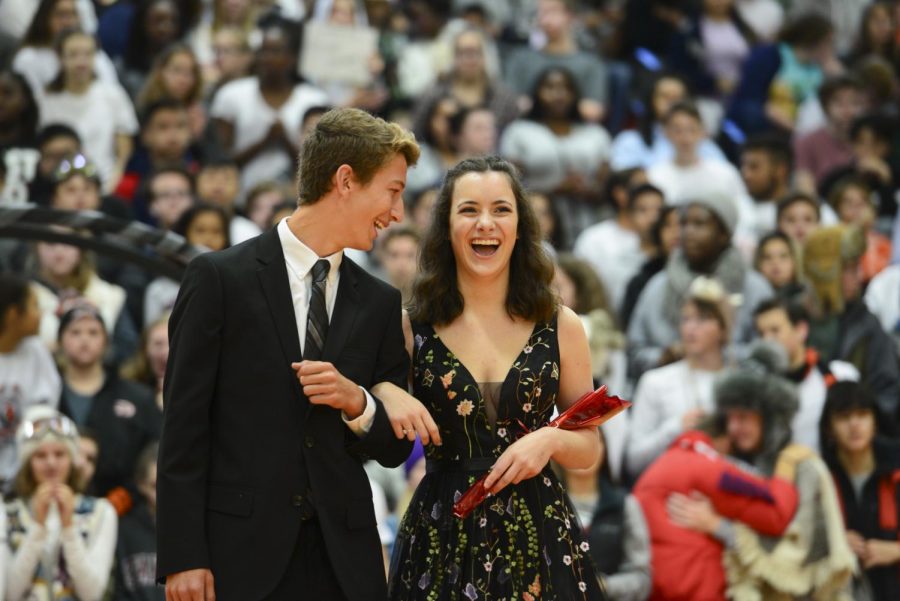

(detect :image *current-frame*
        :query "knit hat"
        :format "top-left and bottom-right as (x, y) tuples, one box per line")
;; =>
(57, 302), (106, 341)
(802, 225), (865, 314)
(685, 191), (739, 237)
(15, 405), (80, 471)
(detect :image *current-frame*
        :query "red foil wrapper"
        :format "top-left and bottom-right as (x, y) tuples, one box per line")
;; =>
(452, 385), (631, 519)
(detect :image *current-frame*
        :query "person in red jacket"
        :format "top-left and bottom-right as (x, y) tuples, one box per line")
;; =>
(633, 428), (806, 600)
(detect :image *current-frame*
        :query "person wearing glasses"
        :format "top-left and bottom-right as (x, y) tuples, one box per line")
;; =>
(5, 405), (116, 601)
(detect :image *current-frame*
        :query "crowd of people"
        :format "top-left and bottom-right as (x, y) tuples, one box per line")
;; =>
(0, 0), (899, 599)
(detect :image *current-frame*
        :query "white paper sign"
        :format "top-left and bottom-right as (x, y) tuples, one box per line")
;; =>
(300, 21), (378, 87)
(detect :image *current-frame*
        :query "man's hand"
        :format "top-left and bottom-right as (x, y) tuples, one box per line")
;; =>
(847, 530), (867, 559)
(166, 569), (215, 601)
(292, 360), (365, 418)
(371, 382), (441, 445)
(667, 491), (721, 535)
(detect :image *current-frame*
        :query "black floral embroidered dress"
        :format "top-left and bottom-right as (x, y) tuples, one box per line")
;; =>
(388, 316), (606, 601)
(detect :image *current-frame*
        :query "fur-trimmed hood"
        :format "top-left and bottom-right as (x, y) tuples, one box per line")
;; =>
(714, 341), (800, 475)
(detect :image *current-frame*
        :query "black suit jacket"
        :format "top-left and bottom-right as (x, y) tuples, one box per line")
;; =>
(156, 228), (412, 601)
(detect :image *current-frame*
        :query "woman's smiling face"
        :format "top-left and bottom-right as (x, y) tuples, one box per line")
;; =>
(448, 170), (519, 280)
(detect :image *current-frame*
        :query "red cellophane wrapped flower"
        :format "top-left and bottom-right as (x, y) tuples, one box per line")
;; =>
(452, 385), (631, 519)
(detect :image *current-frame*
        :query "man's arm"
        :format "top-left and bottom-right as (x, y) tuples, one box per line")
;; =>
(156, 256), (222, 582)
(346, 291), (413, 467)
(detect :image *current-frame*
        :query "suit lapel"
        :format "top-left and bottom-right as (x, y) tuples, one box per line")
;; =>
(256, 228), (303, 369)
(323, 258), (360, 363)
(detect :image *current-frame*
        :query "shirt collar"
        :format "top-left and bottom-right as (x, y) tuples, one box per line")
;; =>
(277, 217), (343, 282)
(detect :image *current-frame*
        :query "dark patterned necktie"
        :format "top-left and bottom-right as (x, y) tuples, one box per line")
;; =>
(304, 259), (330, 360)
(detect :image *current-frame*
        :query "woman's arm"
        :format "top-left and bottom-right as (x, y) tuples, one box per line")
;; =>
(61, 499), (117, 601)
(6, 525), (45, 601)
(484, 307), (601, 493)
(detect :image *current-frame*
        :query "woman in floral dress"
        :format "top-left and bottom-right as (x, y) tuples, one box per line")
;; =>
(375, 156), (607, 600)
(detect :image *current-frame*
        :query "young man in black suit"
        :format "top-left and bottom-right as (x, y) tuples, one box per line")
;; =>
(156, 108), (420, 601)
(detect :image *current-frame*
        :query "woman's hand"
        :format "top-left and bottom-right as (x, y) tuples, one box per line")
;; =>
(483, 427), (560, 495)
(55, 484), (76, 528)
(32, 483), (55, 525)
(862, 539), (900, 568)
(371, 382), (441, 446)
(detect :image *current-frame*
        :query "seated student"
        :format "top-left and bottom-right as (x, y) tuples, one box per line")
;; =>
(575, 182), (664, 315)
(0, 274), (61, 487)
(376, 226), (420, 308)
(120, 315), (169, 412)
(646, 102), (757, 255)
(827, 176), (892, 284)
(753, 231), (805, 301)
(803, 225), (900, 421)
(115, 99), (196, 202)
(792, 76), (867, 192)
(627, 192), (773, 379)
(820, 382), (900, 601)
(621, 206), (682, 330)
(5, 406), (117, 601)
(140, 166), (195, 230)
(195, 159), (259, 244)
(739, 134), (793, 239)
(143, 204), (230, 327)
(819, 113), (897, 221)
(627, 278), (730, 478)
(30, 237), (138, 364)
(114, 442), (163, 601)
(56, 304), (161, 501)
(27, 124), (83, 205)
(776, 191), (824, 246)
(753, 298), (859, 452)
(557, 429), (651, 600)
(244, 181), (291, 232)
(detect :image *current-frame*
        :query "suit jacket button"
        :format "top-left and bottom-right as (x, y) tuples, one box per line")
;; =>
(304, 436), (315, 448)
(292, 494), (304, 507)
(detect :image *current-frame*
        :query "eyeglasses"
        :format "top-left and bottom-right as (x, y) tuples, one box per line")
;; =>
(54, 153), (98, 182)
(20, 415), (79, 442)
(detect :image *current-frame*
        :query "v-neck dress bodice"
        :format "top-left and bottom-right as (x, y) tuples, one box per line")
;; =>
(388, 315), (605, 600)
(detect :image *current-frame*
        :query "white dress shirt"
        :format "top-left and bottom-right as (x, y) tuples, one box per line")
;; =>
(277, 218), (375, 434)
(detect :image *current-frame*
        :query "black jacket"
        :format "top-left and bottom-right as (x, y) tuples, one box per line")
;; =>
(60, 370), (161, 496)
(825, 438), (900, 601)
(114, 501), (163, 601)
(156, 228), (412, 601)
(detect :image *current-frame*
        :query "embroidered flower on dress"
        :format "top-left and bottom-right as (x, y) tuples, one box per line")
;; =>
(522, 403), (532, 413)
(440, 369), (457, 389)
(579, 581), (587, 592)
(523, 593), (534, 601)
(456, 399), (474, 416)
(479, 517), (487, 527)
(422, 369), (434, 387)
(580, 541), (590, 552)
(483, 561), (492, 572)
(543, 476), (551, 486)
(563, 555), (572, 566)
(497, 427), (507, 438)
(523, 345), (533, 354)
(418, 572), (431, 590)
(448, 390), (457, 400)
(464, 583), (478, 600)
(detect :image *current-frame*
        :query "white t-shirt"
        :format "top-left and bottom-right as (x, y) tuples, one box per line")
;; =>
(499, 119), (611, 192)
(210, 77), (330, 193)
(625, 359), (719, 476)
(0, 337), (61, 482)
(0, 0), (97, 38)
(573, 219), (645, 313)
(13, 46), (119, 95)
(36, 80), (138, 184)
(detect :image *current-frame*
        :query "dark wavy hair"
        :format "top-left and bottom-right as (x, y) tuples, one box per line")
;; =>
(525, 66), (583, 124)
(409, 156), (557, 326)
